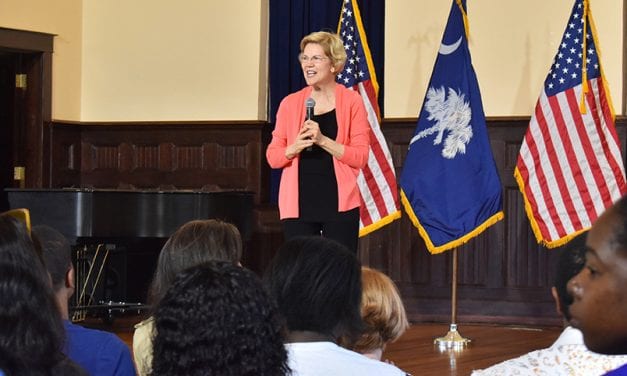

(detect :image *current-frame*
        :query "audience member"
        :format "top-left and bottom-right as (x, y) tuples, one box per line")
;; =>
(151, 261), (289, 375)
(0, 210), (45, 273)
(33, 225), (136, 376)
(568, 196), (627, 375)
(133, 219), (243, 375)
(343, 266), (409, 362)
(472, 232), (627, 375)
(264, 236), (408, 375)
(0, 214), (86, 376)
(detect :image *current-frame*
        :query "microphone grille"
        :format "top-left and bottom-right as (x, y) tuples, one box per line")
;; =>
(305, 97), (315, 108)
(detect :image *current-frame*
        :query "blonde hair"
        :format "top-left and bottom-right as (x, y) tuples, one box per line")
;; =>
(352, 267), (409, 353)
(300, 31), (347, 73)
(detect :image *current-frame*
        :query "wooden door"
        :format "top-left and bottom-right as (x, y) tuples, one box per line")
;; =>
(0, 28), (54, 211)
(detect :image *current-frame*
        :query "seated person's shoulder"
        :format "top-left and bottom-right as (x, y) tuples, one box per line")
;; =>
(65, 322), (135, 375)
(68, 321), (127, 347)
(134, 316), (154, 330)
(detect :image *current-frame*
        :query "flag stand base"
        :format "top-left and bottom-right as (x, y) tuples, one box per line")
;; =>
(434, 323), (471, 350)
(435, 249), (471, 351)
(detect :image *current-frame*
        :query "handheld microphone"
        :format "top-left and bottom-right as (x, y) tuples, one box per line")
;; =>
(305, 97), (315, 151)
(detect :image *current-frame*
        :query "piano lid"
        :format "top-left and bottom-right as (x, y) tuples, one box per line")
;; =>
(5, 188), (254, 242)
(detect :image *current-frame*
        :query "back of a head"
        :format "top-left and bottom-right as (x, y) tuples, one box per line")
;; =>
(352, 267), (409, 353)
(32, 225), (72, 291)
(0, 214), (45, 274)
(0, 262), (66, 374)
(264, 236), (363, 341)
(148, 219), (242, 306)
(553, 231), (587, 321)
(151, 261), (288, 376)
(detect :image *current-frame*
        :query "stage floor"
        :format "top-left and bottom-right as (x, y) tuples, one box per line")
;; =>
(95, 314), (562, 376)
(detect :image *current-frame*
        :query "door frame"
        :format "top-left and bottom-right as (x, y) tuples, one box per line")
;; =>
(0, 27), (54, 188)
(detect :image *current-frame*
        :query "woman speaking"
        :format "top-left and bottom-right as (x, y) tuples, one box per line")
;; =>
(266, 31), (370, 253)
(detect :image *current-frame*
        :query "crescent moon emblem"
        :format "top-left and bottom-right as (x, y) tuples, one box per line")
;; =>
(439, 36), (462, 55)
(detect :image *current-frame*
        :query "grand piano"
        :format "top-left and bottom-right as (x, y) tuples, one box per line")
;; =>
(6, 188), (254, 310)
(6, 188), (253, 242)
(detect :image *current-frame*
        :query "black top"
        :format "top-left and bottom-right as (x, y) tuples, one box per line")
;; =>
(299, 109), (339, 221)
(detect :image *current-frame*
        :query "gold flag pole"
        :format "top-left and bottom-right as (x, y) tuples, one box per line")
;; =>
(435, 248), (471, 350)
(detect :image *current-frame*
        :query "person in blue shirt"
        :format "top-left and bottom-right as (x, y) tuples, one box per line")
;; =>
(33, 225), (136, 376)
(0, 213), (86, 376)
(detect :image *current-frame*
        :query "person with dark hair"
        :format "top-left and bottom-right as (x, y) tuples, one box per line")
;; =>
(133, 219), (243, 375)
(264, 236), (406, 375)
(553, 232), (588, 322)
(33, 225), (136, 376)
(151, 261), (289, 376)
(266, 30), (371, 254)
(569, 196), (627, 375)
(0, 214), (86, 376)
(473, 232), (627, 375)
(0, 212), (46, 274)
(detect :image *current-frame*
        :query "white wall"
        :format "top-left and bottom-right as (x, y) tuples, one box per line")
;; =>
(385, 0), (623, 117)
(0, 1), (623, 121)
(0, 0), (83, 120)
(80, 0), (266, 121)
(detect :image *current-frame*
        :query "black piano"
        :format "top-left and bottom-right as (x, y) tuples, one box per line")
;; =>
(6, 188), (253, 242)
(6, 188), (254, 306)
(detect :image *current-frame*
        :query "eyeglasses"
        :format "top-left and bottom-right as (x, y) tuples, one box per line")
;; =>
(298, 54), (328, 64)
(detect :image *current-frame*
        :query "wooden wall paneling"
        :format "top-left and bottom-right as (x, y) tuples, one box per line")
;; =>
(51, 122), (266, 198)
(49, 123), (81, 188)
(47, 117), (627, 325)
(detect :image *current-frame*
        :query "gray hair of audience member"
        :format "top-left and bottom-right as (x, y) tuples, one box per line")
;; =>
(32, 225), (72, 291)
(554, 231), (587, 321)
(147, 219), (242, 308)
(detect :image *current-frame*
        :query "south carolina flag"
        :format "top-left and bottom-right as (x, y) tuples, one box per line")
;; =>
(400, 0), (504, 254)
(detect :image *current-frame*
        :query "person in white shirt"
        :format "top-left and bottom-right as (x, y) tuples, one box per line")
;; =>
(472, 232), (627, 376)
(264, 236), (408, 376)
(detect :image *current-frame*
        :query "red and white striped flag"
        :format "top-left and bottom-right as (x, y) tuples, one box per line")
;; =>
(337, 0), (401, 236)
(514, 0), (626, 248)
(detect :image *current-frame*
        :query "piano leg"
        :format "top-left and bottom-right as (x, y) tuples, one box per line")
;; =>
(70, 243), (150, 324)
(72, 244), (110, 322)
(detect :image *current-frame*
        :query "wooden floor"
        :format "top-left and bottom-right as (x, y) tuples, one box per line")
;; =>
(384, 323), (561, 375)
(92, 314), (562, 376)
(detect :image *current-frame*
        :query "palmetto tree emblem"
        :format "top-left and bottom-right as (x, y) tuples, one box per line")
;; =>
(410, 86), (473, 159)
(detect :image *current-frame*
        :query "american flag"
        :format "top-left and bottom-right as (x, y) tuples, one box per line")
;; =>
(337, 0), (400, 236)
(515, 0), (626, 247)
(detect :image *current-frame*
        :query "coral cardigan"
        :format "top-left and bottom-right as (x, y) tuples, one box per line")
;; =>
(266, 84), (370, 219)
